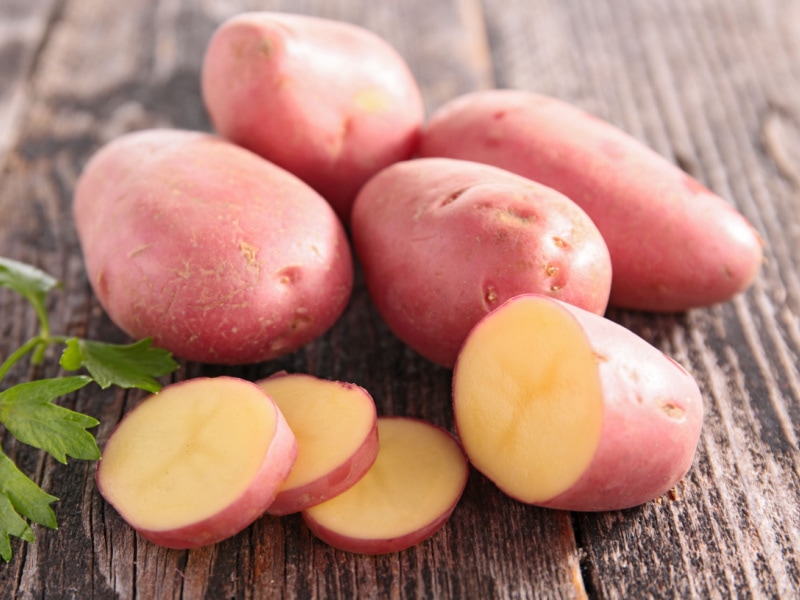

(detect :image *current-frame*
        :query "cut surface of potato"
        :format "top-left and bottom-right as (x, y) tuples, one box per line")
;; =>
(302, 417), (468, 554)
(96, 376), (297, 548)
(453, 295), (604, 503)
(257, 373), (379, 515)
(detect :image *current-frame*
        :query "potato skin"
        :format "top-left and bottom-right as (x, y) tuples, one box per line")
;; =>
(73, 129), (353, 364)
(302, 500), (458, 556)
(201, 12), (424, 222)
(351, 157), (612, 367)
(419, 90), (764, 312)
(541, 298), (703, 511)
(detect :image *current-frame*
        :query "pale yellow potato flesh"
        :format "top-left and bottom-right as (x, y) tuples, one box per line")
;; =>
(258, 375), (374, 489)
(304, 418), (466, 540)
(453, 296), (604, 503)
(98, 378), (276, 530)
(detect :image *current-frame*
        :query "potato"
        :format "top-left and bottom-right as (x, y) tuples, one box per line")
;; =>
(302, 417), (468, 554)
(73, 128), (353, 365)
(257, 372), (379, 516)
(95, 377), (297, 549)
(351, 157), (612, 367)
(452, 294), (704, 512)
(201, 12), (425, 222)
(419, 90), (764, 312)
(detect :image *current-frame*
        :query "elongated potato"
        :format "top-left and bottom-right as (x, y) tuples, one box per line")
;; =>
(351, 157), (612, 367)
(419, 90), (763, 312)
(202, 12), (424, 222)
(453, 294), (704, 512)
(73, 129), (353, 364)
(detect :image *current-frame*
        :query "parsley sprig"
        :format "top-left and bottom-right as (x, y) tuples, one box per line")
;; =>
(0, 257), (178, 561)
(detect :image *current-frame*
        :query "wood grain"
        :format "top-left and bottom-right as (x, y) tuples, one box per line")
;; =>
(1, 0), (799, 598)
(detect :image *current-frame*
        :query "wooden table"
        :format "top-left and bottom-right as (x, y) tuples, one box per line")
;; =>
(2, 1), (799, 598)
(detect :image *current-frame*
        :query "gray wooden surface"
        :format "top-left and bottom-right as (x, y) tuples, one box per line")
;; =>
(1, 0), (799, 598)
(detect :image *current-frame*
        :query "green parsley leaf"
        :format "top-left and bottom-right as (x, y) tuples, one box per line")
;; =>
(0, 450), (58, 562)
(0, 376), (99, 463)
(0, 257), (60, 335)
(0, 257), (179, 561)
(60, 337), (178, 394)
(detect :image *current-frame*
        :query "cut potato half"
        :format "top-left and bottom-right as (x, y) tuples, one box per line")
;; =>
(302, 417), (468, 554)
(257, 373), (379, 515)
(96, 376), (297, 549)
(453, 294), (704, 511)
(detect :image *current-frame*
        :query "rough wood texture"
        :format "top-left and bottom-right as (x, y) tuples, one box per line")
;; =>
(1, 0), (799, 598)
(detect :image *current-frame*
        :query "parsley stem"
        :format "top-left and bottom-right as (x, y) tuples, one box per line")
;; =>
(0, 336), (71, 384)
(0, 337), (46, 383)
(31, 327), (49, 366)
(29, 286), (52, 367)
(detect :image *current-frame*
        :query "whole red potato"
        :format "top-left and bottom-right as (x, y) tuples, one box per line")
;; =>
(420, 90), (764, 312)
(351, 157), (612, 367)
(73, 129), (353, 364)
(202, 12), (425, 222)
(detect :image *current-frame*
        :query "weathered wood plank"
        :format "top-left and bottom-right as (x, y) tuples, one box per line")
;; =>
(0, 0), (62, 173)
(480, 0), (800, 597)
(2, 0), (800, 597)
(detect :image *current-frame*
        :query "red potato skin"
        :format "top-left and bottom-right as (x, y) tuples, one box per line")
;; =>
(95, 377), (298, 550)
(302, 498), (459, 555)
(351, 157), (612, 367)
(73, 129), (353, 365)
(419, 90), (764, 312)
(455, 295), (702, 512)
(543, 299), (704, 511)
(201, 12), (425, 222)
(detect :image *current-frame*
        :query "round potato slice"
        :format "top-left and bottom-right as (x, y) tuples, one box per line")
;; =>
(257, 373), (379, 516)
(302, 417), (468, 554)
(96, 376), (297, 549)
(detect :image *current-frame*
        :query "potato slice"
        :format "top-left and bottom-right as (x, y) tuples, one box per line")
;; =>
(302, 417), (468, 554)
(453, 294), (704, 511)
(95, 376), (297, 549)
(257, 373), (379, 515)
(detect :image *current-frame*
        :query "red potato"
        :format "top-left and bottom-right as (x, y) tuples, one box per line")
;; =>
(95, 377), (297, 549)
(452, 294), (704, 512)
(302, 417), (468, 554)
(419, 89), (764, 312)
(201, 12), (425, 222)
(351, 157), (612, 367)
(73, 128), (353, 365)
(257, 373), (379, 516)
